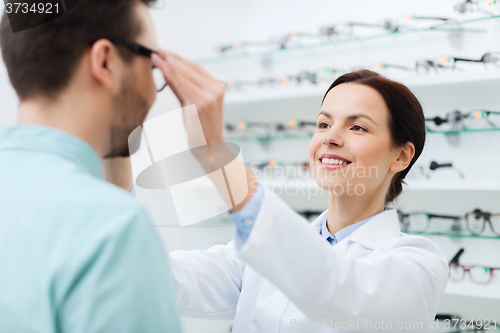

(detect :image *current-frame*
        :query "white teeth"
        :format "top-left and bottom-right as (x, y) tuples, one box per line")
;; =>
(321, 158), (349, 165)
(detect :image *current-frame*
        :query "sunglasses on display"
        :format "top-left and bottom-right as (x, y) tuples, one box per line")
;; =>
(107, 38), (167, 92)
(449, 248), (500, 285)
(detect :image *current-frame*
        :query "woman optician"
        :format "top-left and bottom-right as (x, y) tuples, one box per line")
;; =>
(138, 53), (449, 332)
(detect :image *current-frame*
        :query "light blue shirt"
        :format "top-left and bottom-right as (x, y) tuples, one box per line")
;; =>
(319, 208), (389, 245)
(0, 125), (181, 333)
(228, 181), (388, 245)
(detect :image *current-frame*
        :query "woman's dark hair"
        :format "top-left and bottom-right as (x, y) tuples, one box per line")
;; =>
(322, 70), (426, 205)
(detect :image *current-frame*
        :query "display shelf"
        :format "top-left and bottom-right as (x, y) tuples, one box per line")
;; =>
(403, 179), (500, 191)
(405, 231), (500, 239)
(199, 16), (500, 64)
(225, 127), (500, 143)
(255, 178), (500, 192)
(223, 70), (500, 105)
(444, 280), (500, 300)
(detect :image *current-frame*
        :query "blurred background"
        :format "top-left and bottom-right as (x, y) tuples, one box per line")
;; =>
(1, 0), (500, 332)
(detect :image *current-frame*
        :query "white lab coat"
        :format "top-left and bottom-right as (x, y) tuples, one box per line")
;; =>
(169, 186), (449, 333)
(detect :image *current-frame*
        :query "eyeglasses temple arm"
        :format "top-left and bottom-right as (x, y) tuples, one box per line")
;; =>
(449, 248), (465, 265)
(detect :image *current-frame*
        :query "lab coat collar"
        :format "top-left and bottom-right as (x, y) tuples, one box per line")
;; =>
(310, 208), (401, 249)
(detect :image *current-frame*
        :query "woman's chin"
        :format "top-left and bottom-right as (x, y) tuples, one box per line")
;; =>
(314, 177), (348, 191)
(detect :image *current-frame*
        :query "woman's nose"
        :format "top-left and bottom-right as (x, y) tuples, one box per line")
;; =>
(322, 129), (344, 147)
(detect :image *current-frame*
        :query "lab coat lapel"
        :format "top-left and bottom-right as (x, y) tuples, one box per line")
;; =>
(308, 208), (401, 249)
(309, 209), (328, 233)
(348, 208), (401, 249)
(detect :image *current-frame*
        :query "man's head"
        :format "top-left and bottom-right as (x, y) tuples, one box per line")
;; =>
(0, 0), (160, 158)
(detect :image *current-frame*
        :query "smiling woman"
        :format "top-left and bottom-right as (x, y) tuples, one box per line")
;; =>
(312, 70), (425, 206)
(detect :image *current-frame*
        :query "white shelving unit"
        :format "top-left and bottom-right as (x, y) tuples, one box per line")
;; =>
(445, 280), (500, 300)
(255, 178), (500, 192)
(224, 70), (500, 106)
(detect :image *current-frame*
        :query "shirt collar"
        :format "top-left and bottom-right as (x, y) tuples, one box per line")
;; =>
(0, 124), (104, 179)
(320, 208), (389, 244)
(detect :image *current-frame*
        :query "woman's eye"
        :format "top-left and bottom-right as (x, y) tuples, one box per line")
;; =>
(351, 125), (367, 132)
(317, 122), (329, 129)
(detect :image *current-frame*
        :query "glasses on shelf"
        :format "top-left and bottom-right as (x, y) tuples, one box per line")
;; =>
(425, 110), (500, 131)
(398, 211), (465, 233)
(415, 58), (457, 74)
(465, 208), (500, 236)
(108, 39), (167, 92)
(454, 0), (497, 15)
(297, 209), (324, 222)
(225, 68), (348, 91)
(225, 118), (319, 138)
(406, 160), (464, 180)
(442, 52), (500, 69)
(340, 20), (403, 33)
(449, 248), (500, 285)
(217, 41), (276, 54)
(399, 209), (500, 237)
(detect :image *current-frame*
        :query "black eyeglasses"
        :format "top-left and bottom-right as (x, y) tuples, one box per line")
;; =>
(107, 38), (167, 92)
(425, 109), (500, 130)
(465, 208), (500, 236)
(406, 160), (464, 180)
(442, 52), (500, 69)
(398, 211), (464, 233)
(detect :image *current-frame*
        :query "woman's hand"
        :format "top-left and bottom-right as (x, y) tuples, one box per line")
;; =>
(151, 51), (226, 148)
(151, 51), (258, 212)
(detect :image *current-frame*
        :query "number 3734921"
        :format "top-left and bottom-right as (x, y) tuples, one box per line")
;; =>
(5, 2), (59, 14)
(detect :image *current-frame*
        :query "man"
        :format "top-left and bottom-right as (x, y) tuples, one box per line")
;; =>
(0, 1), (181, 331)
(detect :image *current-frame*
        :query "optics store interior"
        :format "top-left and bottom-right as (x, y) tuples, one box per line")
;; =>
(1, 0), (500, 332)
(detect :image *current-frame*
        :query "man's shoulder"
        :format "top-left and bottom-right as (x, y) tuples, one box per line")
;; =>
(65, 176), (149, 226)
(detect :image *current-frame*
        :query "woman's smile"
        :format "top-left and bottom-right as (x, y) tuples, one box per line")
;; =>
(318, 153), (353, 170)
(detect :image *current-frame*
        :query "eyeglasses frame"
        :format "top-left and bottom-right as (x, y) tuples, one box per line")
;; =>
(398, 211), (463, 232)
(106, 38), (167, 92)
(465, 208), (500, 236)
(449, 263), (500, 285)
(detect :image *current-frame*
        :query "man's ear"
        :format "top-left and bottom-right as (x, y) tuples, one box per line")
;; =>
(89, 39), (117, 90)
(390, 142), (415, 173)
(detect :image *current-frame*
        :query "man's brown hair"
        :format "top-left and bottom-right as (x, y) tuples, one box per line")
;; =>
(1, 0), (157, 101)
